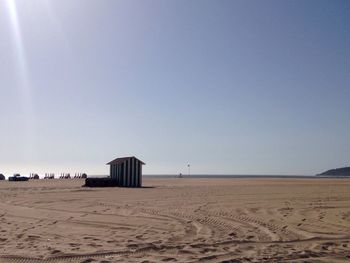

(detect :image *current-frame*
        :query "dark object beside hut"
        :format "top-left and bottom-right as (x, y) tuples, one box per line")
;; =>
(9, 174), (29, 182)
(81, 173), (87, 179)
(85, 178), (118, 187)
(0, 174), (5, 180)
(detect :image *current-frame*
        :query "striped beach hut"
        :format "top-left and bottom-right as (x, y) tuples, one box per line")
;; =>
(107, 156), (145, 187)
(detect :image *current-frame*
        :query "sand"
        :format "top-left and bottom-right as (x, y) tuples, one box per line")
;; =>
(0, 178), (350, 262)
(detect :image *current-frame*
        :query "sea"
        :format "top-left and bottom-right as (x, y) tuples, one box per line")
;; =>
(2, 174), (348, 180)
(142, 174), (345, 179)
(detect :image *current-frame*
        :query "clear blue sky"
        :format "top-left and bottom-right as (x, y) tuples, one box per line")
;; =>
(0, 0), (349, 175)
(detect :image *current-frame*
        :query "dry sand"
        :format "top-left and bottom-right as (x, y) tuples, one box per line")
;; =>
(0, 178), (350, 262)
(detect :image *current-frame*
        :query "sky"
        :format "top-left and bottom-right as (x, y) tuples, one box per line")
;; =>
(0, 0), (349, 176)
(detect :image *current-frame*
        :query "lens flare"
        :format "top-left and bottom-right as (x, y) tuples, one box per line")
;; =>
(5, 0), (30, 93)
(5, 0), (35, 158)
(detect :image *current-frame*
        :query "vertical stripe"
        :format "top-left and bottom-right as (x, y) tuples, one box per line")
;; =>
(122, 162), (125, 186)
(134, 159), (137, 187)
(131, 158), (133, 187)
(135, 159), (137, 187)
(135, 160), (139, 187)
(121, 163), (123, 186)
(130, 158), (133, 187)
(133, 158), (136, 187)
(128, 159), (131, 186)
(129, 158), (132, 187)
(123, 162), (126, 186)
(132, 158), (136, 187)
(128, 158), (131, 187)
(117, 164), (119, 184)
(119, 164), (121, 184)
(114, 164), (118, 182)
(119, 164), (121, 185)
(131, 158), (134, 187)
(139, 162), (142, 187)
(134, 161), (137, 187)
(123, 161), (129, 186)
(125, 160), (128, 187)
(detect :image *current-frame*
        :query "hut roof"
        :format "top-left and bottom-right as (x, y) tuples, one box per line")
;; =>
(107, 156), (145, 165)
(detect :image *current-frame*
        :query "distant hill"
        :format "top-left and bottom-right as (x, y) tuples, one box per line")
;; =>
(318, 167), (350, 176)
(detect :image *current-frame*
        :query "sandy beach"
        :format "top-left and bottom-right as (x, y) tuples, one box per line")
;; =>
(0, 178), (350, 262)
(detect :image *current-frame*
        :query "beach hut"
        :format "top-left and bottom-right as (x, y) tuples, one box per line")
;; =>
(107, 156), (145, 187)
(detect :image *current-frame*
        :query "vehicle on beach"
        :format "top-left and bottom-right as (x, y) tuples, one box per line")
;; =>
(8, 174), (29, 182)
(0, 174), (5, 180)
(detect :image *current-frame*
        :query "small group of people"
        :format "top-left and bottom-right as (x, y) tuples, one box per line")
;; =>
(29, 173), (40, 179)
(73, 173), (87, 179)
(44, 173), (55, 179)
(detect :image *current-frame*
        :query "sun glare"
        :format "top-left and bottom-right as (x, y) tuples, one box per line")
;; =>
(5, 0), (31, 97)
(5, 0), (35, 158)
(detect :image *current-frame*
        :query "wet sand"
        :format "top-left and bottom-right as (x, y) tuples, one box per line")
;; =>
(0, 178), (350, 262)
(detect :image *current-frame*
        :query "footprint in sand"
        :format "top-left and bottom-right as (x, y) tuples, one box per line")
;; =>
(127, 243), (139, 249)
(69, 242), (80, 247)
(80, 259), (96, 263)
(161, 257), (177, 262)
(88, 243), (103, 248)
